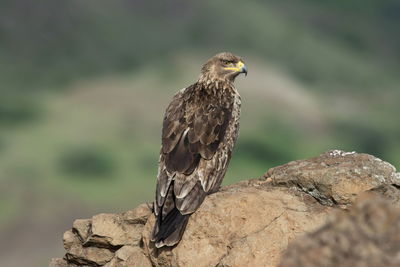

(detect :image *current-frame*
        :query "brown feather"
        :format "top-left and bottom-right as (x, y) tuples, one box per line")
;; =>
(173, 172), (199, 199)
(175, 181), (207, 214)
(161, 184), (175, 220)
(155, 157), (172, 212)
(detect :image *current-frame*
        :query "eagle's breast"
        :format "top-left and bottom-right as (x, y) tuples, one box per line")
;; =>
(223, 87), (241, 151)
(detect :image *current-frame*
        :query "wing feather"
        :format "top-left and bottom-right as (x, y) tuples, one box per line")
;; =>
(175, 181), (207, 214)
(200, 150), (232, 192)
(153, 83), (236, 246)
(161, 185), (176, 220)
(161, 85), (231, 175)
(173, 172), (199, 198)
(155, 158), (172, 215)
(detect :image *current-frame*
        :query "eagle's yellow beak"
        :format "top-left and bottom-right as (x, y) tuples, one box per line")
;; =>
(224, 61), (248, 76)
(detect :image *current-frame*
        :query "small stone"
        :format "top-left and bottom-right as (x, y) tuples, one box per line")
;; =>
(66, 243), (114, 266)
(49, 258), (68, 267)
(63, 230), (80, 251)
(115, 246), (137, 261)
(86, 213), (143, 247)
(123, 203), (152, 224)
(124, 247), (152, 267)
(103, 258), (118, 267)
(103, 246), (152, 267)
(72, 219), (91, 242)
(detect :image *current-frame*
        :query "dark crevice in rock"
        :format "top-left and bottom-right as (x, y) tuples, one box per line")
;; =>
(139, 238), (145, 249)
(268, 180), (338, 207)
(65, 255), (102, 267)
(72, 228), (85, 243)
(82, 240), (123, 252)
(391, 183), (400, 190)
(330, 196), (338, 205)
(294, 184), (336, 207)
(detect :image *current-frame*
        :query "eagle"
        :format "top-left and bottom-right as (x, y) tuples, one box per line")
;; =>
(151, 52), (247, 248)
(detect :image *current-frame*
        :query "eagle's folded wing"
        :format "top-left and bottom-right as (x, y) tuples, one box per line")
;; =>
(155, 85), (231, 220)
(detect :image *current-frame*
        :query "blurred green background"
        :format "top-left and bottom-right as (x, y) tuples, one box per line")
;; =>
(0, 0), (399, 266)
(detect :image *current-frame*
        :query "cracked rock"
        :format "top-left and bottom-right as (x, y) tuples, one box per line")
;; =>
(86, 213), (143, 247)
(265, 150), (400, 206)
(73, 219), (91, 242)
(143, 187), (331, 267)
(65, 243), (114, 266)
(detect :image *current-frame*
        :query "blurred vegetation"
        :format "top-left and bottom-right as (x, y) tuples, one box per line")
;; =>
(58, 146), (116, 178)
(0, 1), (399, 265)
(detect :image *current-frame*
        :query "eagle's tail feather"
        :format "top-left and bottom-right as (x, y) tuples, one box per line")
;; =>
(152, 206), (189, 248)
(151, 180), (190, 248)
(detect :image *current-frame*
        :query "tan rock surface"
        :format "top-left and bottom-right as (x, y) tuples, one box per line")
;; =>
(65, 243), (114, 266)
(265, 150), (400, 206)
(49, 258), (68, 267)
(50, 151), (400, 267)
(143, 185), (331, 267)
(73, 219), (91, 242)
(86, 213), (143, 247)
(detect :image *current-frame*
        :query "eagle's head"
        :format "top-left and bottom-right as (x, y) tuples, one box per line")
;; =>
(200, 52), (247, 83)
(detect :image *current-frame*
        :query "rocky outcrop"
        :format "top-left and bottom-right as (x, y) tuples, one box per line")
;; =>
(266, 150), (400, 207)
(279, 194), (400, 267)
(50, 150), (400, 267)
(52, 204), (153, 267)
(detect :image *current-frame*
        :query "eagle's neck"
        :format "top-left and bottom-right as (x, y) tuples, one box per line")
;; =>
(197, 74), (236, 96)
(193, 75), (239, 111)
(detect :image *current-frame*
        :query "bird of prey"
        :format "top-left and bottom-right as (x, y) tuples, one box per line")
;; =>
(151, 52), (247, 248)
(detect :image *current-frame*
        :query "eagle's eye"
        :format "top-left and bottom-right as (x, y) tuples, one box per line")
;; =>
(221, 60), (230, 65)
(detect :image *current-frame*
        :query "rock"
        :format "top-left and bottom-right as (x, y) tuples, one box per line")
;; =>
(118, 246), (152, 267)
(49, 258), (68, 267)
(143, 185), (331, 267)
(85, 213), (143, 247)
(63, 230), (80, 251)
(265, 150), (400, 206)
(102, 246), (152, 267)
(65, 243), (114, 265)
(60, 203), (152, 266)
(51, 151), (400, 267)
(370, 184), (400, 205)
(123, 203), (152, 224)
(73, 219), (91, 242)
(115, 246), (137, 261)
(279, 194), (400, 267)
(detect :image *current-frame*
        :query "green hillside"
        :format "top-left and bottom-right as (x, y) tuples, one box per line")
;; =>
(0, 1), (399, 266)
